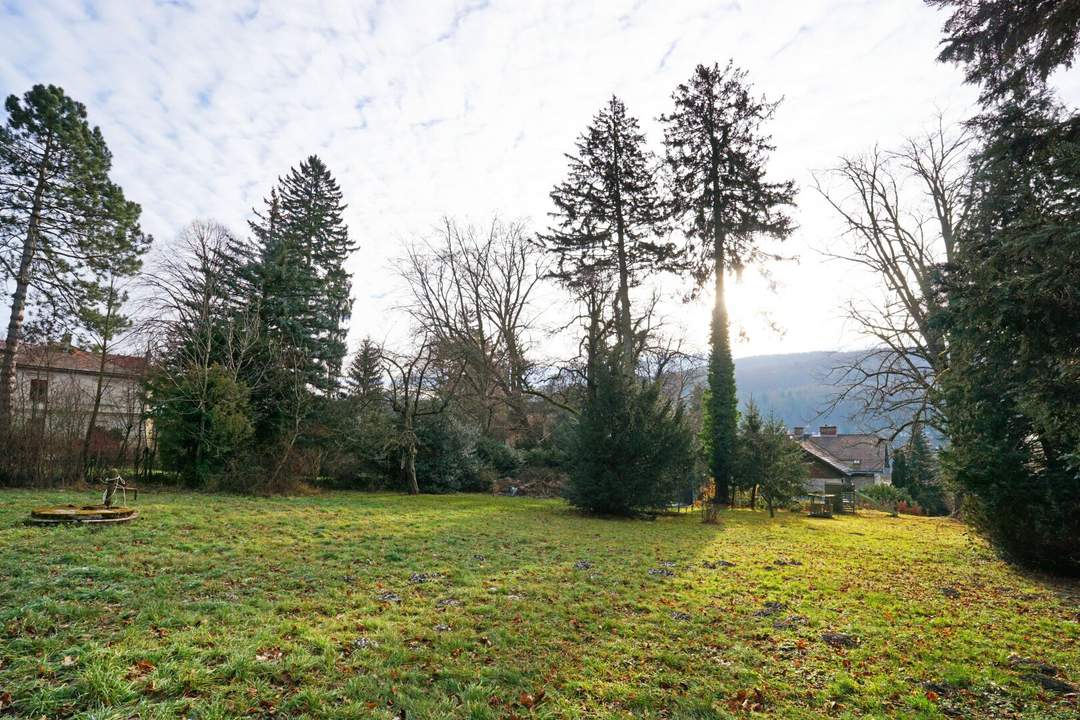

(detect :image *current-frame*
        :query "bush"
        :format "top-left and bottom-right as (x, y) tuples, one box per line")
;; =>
(152, 363), (254, 486)
(475, 436), (523, 476)
(563, 353), (694, 516)
(861, 484), (911, 506)
(414, 414), (489, 493)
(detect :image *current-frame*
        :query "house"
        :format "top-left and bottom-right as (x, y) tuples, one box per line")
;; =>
(1, 340), (151, 465)
(793, 425), (892, 495)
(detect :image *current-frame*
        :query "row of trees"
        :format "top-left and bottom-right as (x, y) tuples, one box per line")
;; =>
(3, 3), (1072, 573)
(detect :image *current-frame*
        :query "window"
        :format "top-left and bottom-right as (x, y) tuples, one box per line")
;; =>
(30, 378), (48, 402)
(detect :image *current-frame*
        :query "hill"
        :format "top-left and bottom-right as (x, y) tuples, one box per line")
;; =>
(733, 350), (875, 432)
(682, 350), (885, 434)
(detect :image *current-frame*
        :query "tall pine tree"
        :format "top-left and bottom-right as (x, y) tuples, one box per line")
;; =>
(250, 156), (354, 395)
(542, 96), (676, 371)
(0, 84), (148, 433)
(660, 62), (795, 519)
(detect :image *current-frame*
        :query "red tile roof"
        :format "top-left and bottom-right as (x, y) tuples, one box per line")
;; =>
(0, 342), (147, 377)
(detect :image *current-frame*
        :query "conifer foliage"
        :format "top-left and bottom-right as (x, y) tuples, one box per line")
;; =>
(660, 63), (796, 517)
(563, 349), (693, 516)
(0, 84), (149, 433)
(940, 88), (1080, 574)
(542, 96), (675, 368)
(250, 156), (354, 395)
(346, 337), (384, 410)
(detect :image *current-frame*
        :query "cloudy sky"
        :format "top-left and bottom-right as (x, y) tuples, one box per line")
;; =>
(3, 0), (1076, 360)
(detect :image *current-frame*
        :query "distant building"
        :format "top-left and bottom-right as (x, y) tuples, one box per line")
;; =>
(792, 425), (892, 494)
(2, 340), (150, 467)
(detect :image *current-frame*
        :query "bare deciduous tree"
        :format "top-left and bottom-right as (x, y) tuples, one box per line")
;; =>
(383, 335), (465, 495)
(814, 119), (974, 437)
(396, 218), (546, 441)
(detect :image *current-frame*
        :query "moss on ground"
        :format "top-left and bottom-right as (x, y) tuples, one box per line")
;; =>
(0, 490), (1076, 718)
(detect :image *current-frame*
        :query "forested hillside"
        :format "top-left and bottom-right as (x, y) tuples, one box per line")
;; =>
(688, 351), (880, 433)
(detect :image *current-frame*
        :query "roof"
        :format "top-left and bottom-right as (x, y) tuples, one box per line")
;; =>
(799, 434), (888, 476)
(0, 342), (147, 377)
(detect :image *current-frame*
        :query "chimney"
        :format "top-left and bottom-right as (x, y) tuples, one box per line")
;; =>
(819, 425), (838, 436)
(793, 426), (805, 438)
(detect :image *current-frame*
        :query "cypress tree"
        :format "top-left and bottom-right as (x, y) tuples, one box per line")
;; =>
(542, 96), (676, 370)
(660, 62), (796, 519)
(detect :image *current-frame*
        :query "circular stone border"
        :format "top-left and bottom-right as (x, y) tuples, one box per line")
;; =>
(28, 505), (139, 525)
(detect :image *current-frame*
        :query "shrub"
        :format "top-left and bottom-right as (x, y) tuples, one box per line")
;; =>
(861, 484), (911, 506)
(414, 414), (488, 493)
(563, 353), (694, 516)
(475, 436), (523, 476)
(152, 363), (254, 486)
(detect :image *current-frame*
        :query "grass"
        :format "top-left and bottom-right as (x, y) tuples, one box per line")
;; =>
(1, 490), (1077, 719)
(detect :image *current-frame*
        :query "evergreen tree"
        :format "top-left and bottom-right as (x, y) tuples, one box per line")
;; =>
(0, 84), (149, 432)
(542, 96), (676, 370)
(928, 0), (1080, 101)
(890, 447), (910, 491)
(756, 416), (808, 518)
(564, 348), (693, 516)
(733, 400), (807, 516)
(940, 86), (1080, 574)
(892, 425), (948, 516)
(660, 62), (796, 518)
(346, 337), (384, 410)
(250, 156), (354, 395)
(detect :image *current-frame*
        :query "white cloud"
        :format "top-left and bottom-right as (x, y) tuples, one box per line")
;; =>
(2, 0), (1075, 361)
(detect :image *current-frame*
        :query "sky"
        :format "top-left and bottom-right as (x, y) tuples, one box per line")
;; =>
(2, 0), (1077, 361)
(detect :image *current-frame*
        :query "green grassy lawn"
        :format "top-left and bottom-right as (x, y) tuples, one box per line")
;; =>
(1, 491), (1076, 719)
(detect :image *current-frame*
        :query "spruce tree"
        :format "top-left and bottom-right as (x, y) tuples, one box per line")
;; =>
(564, 348), (693, 516)
(542, 96), (676, 370)
(250, 156), (354, 395)
(660, 62), (796, 518)
(346, 337), (384, 410)
(0, 84), (149, 432)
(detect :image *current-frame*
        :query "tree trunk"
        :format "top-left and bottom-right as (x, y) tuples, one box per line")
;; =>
(610, 111), (635, 374)
(750, 483), (758, 510)
(0, 134), (53, 435)
(403, 414), (419, 495)
(406, 447), (419, 495)
(80, 347), (109, 479)
(81, 289), (116, 476)
(614, 231), (634, 372)
(707, 137), (738, 514)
